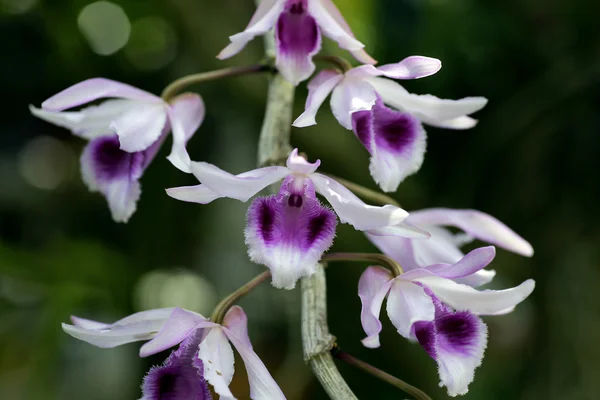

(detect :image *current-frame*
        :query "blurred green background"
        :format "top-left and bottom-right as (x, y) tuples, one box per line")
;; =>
(1, 0), (599, 399)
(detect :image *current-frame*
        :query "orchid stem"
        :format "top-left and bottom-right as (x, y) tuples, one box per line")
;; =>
(324, 174), (401, 208)
(161, 63), (272, 102)
(210, 270), (271, 324)
(315, 55), (353, 72)
(321, 252), (404, 276)
(332, 347), (433, 400)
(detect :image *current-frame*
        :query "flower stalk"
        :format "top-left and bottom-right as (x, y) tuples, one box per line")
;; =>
(322, 252), (404, 276)
(210, 270), (271, 324)
(324, 173), (401, 207)
(315, 55), (353, 73)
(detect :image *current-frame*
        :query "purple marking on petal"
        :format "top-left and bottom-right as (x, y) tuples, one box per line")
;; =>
(351, 110), (374, 153)
(371, 99), (420, 154)
(414, 321), (437, 358)
(142, 330), (212, 400)
(436, 311), (483, 356)
(245, 175), (337, 289)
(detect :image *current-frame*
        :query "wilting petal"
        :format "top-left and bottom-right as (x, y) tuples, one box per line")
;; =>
(142, 330), (213, 400)
(165, 185), (221, 205)
(330, 78), (377, 129)
(80, 135), (146, 223)
(275, 1), (321, 85)
(190, 162), (290, 202)
(414, 311), (488, 397)
(407, 208), (534, 257)
(414, 276), (535, 315)
(310, 173), (410, 231)
(41, 78), (158, 112)
(140, 308), (212, 357)
(223, 307), (286, 400)
(368, 77), (487, 129)
(352, 99), (427, 192)
(245, 177), (336, 289)
(358, 266), (394, 348)
(286, 148), (321, 174)
(376, 56), (442, 80)
(198, 328), (236, 399)
(167, 93), (206, 173)
(30, 100), (137, 139)
(386, 280), (436, 338)
(217, 0), (286, 59)
(425, 246), (496, 280)
(293, 69), (343, 127)
(62, 308), (175, 348)
(111, 102), (168, 152)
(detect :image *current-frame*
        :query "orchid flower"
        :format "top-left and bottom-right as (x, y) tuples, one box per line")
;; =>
(293, 57), (488, 192)
(62, 306), (286, 400)
(358, 249), (535, 396)
(167, 149), (428, 289)
(366, 208), (534, 287)
(30, 78), (204, 222)
(217, 0), (375, 85)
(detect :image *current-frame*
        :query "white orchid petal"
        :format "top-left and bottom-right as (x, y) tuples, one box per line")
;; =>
(293, 69), (343, 127)
(386, 280), (436, 338)
(199, 327), (236, 399)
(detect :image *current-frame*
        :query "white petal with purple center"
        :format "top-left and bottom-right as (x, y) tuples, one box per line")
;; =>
(330, 77), (377, 129)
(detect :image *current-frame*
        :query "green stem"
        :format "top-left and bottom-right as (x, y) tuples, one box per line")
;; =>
(321, 252), (404, 276)
(210, 270), (271, 324)
(315, 55), (353, 72)
(333, 348), (432, 400)
(324, 174), (401, 208)
(161, 64), (271, 102)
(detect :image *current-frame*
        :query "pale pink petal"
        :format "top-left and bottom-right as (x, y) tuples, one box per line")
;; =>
(386, 280), (436, 338)
(414, 276), (536, 315)
(217, 0), (286, 59)
(165, 184), (221, 204)
(330, 78), (377, 129)
(199, 327), (236, 399)
(365, 221), (431, 239)
(285, 148), (321, 174)
(407, 208), (534, 257)
(364, 234), (420, 271)
(223, 307), (286, 399)
(293, 69), (343, 127)
(41, 78), (158, 112)
(310, 173), (409, 231)
(376, 56), (441, 80)
(166, 93), (205, 173)
(139, 308), (212, 357)
(454, 270), (497, 287)
(425, 246), (496, 280)
(111, 102), (168, 152)
(358, 266), (394, 348)
(190, 162), (290, 202)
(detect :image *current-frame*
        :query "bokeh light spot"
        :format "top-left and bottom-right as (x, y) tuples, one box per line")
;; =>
(1, 0), (38, 14)
(77, 1), (131, 56)
(18, 136), (74, 190)
(124, 17), (177, 71)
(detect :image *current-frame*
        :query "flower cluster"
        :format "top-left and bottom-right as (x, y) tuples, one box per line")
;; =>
(31, 1), (536, 398)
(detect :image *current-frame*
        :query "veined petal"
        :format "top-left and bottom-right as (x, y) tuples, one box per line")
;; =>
(286, 148), (321, 174)
(223, 307), (286, 400)
(275, 2), (321, 85)
(368, 77), (488, 128)
(330, 77), (377, 129)
(167, 93), (206, 173)
(190, 162), (290, 202)
(41, 78), (159, 112)
(425, 246), (496, 280)
(111, 102), (168, 153)
(165, 185), (221, 204)
(293, 69), (343, 127)
(376, 56), (442, 80)
(386, 280), (436, 338)
(407, 208), (534, 257)
(414, 311), (488, 397)
(314, 0), (375, 63)
(414, 276), (535, 315)
(139, 308), (212, 357)
(217, 0), (286, 59)
(62, 308), (175, 348)
(308, 0), (364, 52)
(142, 330), (213, 400)
(352, 99), (427, 192)
(311, 173), (409, 230)
(199, 328), (236, 399)
(80, 135), (146, 223)
(245, 177), (336, 289)
(358, 266), (394, 348)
